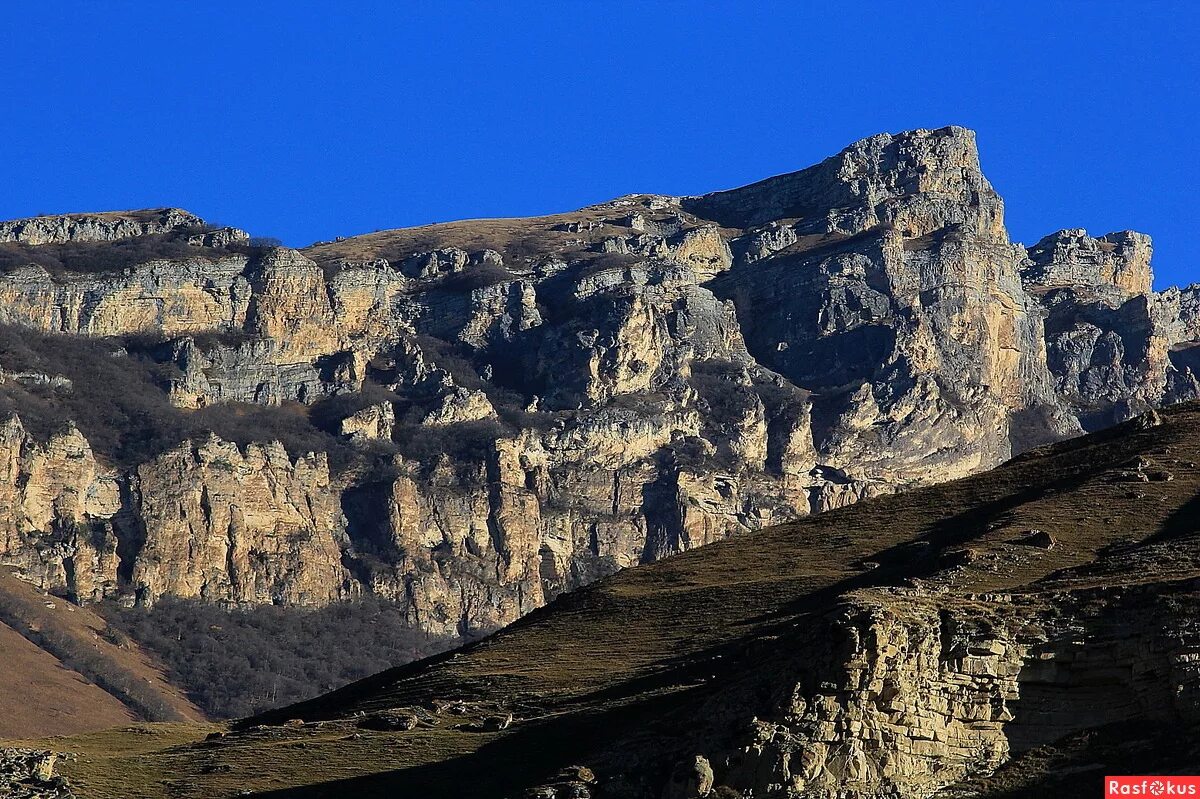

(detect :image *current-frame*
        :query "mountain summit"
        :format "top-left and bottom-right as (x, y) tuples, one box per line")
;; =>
(1, 126), (1199, 741)
(2, 126), (1198, 635)
(685, 126), (1004, 237)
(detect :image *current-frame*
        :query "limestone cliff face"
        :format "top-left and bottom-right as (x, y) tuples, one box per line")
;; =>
(682, 127), (1005, 238)
(680, 584), (1200, 799)
(0, 418), (349, 609)
(0, 416), (122, 602)
(1022, 228), (1200, 428)
(0, 208), (203, 245)
(0, 257), (255, 336)
(130, 437), (349, 606)
(1, 125), (1199, 638)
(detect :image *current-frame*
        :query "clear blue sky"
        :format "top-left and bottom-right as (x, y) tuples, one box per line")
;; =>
(2, 2), (1196, 288)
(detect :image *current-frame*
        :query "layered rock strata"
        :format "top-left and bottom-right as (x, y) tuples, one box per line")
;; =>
(1, 126), (1198, 638)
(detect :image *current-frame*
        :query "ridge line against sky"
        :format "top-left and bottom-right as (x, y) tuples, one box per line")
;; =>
(1, 1), (1196, 288)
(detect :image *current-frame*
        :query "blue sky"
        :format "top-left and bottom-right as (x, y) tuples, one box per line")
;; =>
(1, 2), (1196, 288)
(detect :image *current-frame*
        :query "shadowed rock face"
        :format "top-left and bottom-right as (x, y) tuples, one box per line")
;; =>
(1, 125), (1198, 641)
(66, 403), (1200, 799)
(1022, 228), (1200, 429)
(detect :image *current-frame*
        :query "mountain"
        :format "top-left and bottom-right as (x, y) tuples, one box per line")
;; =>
(2, 127), (1198, 627)
(2, 125), (1200, 728)
(19, 401), (1200, 797)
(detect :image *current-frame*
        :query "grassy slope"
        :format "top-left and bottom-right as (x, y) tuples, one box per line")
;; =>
(17, 403), (1200, 797)
(0, 571), (205, 736)
(302, 206), (629, 265)
(0, 620), (136, 738)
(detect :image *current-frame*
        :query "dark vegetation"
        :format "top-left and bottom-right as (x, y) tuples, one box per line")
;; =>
(104, 597), (459, 718)
(348, 334), (564, 464)
(432, 263), (512, 293)
(0, 323), (551, 478)
(0, 227), (276, 277)
(307, 371), (522, 470)
(687, 358), (768, 466)
(688, 358), (756, 418)
(408, 334), (557, 428)
(0, 585), (185, 722)
(307, 381), (400, 435)
(0, 325), (367, 470)
(390, 417), (512, 468)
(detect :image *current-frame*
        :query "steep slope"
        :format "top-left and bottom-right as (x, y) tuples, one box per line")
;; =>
(0, 620), (136, 739)
(25, 402), (1200, 797)
(1, 126), (1198, 655)
(0, 569), (205, 737)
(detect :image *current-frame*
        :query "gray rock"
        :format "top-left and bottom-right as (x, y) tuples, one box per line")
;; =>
(2, 125), (1200, 643)
(0, 208), (203, 245)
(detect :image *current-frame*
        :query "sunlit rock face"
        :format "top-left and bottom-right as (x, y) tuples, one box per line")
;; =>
(0, 208), (205, 245)
(2, 125), (1198, 637)
(1021, 228), (1200, 429)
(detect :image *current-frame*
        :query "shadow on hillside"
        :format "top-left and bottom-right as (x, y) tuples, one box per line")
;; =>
(1144, 490), (1200, 544)
(246, 687), (703, 798)
(240, 420), (1167, 797)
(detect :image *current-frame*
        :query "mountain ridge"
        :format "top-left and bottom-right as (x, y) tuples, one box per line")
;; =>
(1, 124), (1200, 733)
(20, 400), (1200, 797)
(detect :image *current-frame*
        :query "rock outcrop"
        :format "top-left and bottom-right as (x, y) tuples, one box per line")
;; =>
(2, 125), (1199, 641)
(172, 403), (1200, 799)
(0, 748), (72, 798)
(1022, 228), (1200, 428)
(129, 437), (349, 606)
(0, 416), (122, 603)
(0, 208), (203, 245)
(717, 584), (1200, 797)
(0, 417), (349, 608)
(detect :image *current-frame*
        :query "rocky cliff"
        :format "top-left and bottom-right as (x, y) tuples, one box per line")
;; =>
(42, 402), (1200, 798)
(1, 125), (1198, 640)
(0, 208), (205, 245)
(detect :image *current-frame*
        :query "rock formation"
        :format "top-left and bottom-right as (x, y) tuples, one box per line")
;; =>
(1, 125), (1198, 641)
(0, 208), (204, 245)
(1023, 228), (1200, 428)
(129, 437), (349, 606)
(0, 748), (72, 798)
(0, 416), (123, 603)
(79, 402), (1200, 799)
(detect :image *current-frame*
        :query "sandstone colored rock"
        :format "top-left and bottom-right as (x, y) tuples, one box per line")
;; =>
(420, 387), (497, 427)
(1025, 228), (1153, 296)
(2, 125), (1199, 642)
(0, 416), (122, 602)
(130, 436), (349, 606)
(340, 402), (395, 440)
